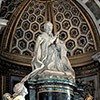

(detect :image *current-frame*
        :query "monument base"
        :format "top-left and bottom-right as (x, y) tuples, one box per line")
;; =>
(27, 79), (75, 100)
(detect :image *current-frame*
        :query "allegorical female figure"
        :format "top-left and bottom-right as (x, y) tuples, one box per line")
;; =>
(13, 83), (28, 100)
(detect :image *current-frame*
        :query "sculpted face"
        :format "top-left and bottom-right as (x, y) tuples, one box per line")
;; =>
(44, 22), (53, 34)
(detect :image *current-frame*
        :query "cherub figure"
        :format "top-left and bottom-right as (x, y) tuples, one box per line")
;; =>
(2, 93), (12, 100)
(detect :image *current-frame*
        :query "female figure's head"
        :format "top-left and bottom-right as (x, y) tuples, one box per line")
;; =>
(44, 21), (53, 34)
(13, 83), (28, 97)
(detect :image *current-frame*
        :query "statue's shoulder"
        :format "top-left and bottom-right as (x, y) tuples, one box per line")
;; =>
(37, 34), (44, 40)
(37, 33), (47, 40)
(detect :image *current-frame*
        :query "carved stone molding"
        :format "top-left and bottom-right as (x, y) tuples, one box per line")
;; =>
(74, 62), (99, 78)
(0, 58), (31, 75)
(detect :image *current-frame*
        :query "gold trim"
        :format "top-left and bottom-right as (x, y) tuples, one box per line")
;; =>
(38, 85), (73, 90)
(51, 1), (57, 34)
(49, 3), (51, 21)
(38, 90), (73, 94)
(45, 1), (48, 22)
(37, 90), (74, 100)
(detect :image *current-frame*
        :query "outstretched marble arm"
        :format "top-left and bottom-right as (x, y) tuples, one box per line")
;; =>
(21, 65), (45, 83)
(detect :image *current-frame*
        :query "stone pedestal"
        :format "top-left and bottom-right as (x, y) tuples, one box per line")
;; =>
(28, 79), (75, 100)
